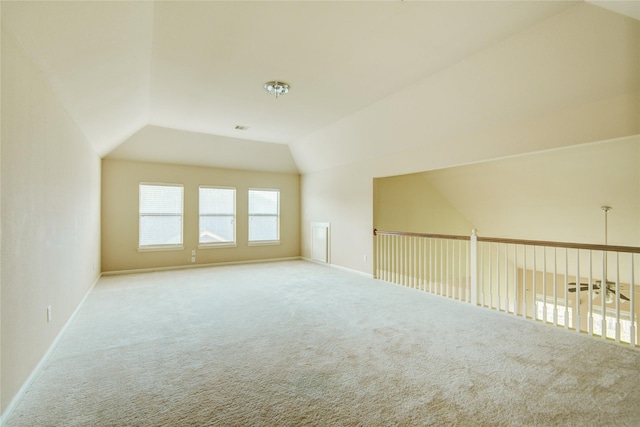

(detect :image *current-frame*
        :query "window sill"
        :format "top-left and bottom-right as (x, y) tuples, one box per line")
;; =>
(138, 245), (184, 252)
(248, 241), (281, 247)
(198, 243), (237, 250)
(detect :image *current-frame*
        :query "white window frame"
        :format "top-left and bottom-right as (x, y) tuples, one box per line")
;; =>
(535, 296), (573, 328)
(590, 308), (636, 343)
(248, 188), (280, 246)
(138, 182), (184, 252)
(198, 186), (237, 249)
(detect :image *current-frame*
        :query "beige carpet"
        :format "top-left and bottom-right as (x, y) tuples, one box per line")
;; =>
(5, 260), (640, 426)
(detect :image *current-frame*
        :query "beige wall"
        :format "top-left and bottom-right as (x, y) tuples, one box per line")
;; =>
(298, 5), (638, 277)
(302, 137), (640, 277)
(101, 159), (300, 272)
(1, 29), (101, 413)
(373, 173), (474, 235)
(301, 162), (375, 274)
(299, 160), (471, 275)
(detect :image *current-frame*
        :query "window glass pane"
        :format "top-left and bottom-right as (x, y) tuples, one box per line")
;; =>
(200, 216), (234, 243)
(140, 185), (183, 214)
(140, 216), (182, 246)
(200, 188), (235, 215)
(199, 187), (236, 244)
(248, 189), (279, 242)
(249, 190), (279, 214)
(139, 184), (183, 247)
(592, 313), (633, 342)
(249, 216), (279, 241)
(535, 298), (572, 328)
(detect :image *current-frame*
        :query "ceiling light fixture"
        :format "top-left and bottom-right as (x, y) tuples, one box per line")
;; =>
(263, 81), (290, 98)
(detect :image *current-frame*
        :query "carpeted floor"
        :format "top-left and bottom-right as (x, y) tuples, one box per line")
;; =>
(5, 260), (640, 426)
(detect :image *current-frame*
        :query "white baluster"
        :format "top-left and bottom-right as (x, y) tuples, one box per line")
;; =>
(630, 254), (636, 347)
(489, 243), (494, 309)
(496, 243), (501, 311)
(564, 248), (569, 330)
(523, 245), (528, 318)
(423, 237), (428, 291)
(533, 246), (537, 321)
(466, 239), (471, 303)
(481, 241), (486, 307)
(592, 250), (602, 335)
(514, 245), (519, 316)
(602, 249), (607, 340)
(542, 247), (547, 323)
(505, 243), (510, 313)
(446, 240), (450, 297)
(459, 240), (463, 301)
(575, 250), (581, 335)
(551, 248), (557, 325)
(438, 239), (444, 296)
(392, 234), (396, 283)
(615, 252), (620, 344)
(470, 229), (478, 306)
(429, 238), (433, 293)
(417, 236), (422, 291)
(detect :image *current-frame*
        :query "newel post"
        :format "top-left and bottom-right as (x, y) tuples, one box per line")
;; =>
(373, 229), (378, 279)
(470, 228), (479, 305)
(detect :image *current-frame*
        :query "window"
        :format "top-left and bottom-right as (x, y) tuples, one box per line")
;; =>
(248, 189), (280, 244)
(535, 297), (573, 328)
(199, 187), (236, 247)
(139, 183), (183, 250)
(591, 310), (636, 343)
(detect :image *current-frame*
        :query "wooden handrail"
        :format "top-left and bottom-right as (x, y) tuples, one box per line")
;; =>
(373, 229), (640, 254)
(374, 229), (470, 241)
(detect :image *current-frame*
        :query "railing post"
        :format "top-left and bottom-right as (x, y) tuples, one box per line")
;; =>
(471, 228), (479, 305)
(373, 229), (378, 279)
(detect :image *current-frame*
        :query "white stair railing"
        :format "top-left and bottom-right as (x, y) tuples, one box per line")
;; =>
(374, 229), (639, 348)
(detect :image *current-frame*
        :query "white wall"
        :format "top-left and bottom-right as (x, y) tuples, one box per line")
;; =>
(291, 4), (639, 176)
(298, 5), (639, 275)
(1, 28), (101, 414)
(301, 163), (374, 274)
(301, 138), (640, 276)
(422, 136), (640, 247)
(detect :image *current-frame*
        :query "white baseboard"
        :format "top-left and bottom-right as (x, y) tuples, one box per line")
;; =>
(301, 257), (373, 278)
(101, 256), (303, 276)
(329, 263), (373, 278)
(1, 273), (102, 425)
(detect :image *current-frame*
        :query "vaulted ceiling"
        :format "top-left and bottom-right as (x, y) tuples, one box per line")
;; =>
(2, 1), (639, 174)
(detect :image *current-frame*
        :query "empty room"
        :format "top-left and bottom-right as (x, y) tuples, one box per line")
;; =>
(2, 1), (640, 425)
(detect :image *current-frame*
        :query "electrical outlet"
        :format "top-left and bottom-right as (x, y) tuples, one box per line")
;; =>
(191, 250), (196, 256)
(46, 306), (52, 323)
(191, 256), (196, 263)
(363, 255), (367, 263)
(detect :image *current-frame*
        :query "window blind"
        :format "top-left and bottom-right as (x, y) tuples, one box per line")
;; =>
(248, 189), (279, 242)
(199, 187), (236, 245)
(139, 183), (183, 247)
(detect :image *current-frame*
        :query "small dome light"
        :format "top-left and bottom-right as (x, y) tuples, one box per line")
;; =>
(264, 81), (290, 98)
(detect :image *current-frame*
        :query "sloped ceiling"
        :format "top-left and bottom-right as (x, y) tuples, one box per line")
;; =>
(107, 125), (299, 174)
(5, 1), (637, 175)
(421, 136), (640, 247)
(1, 1), (154, 156)
(291, 2), (640, 175)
